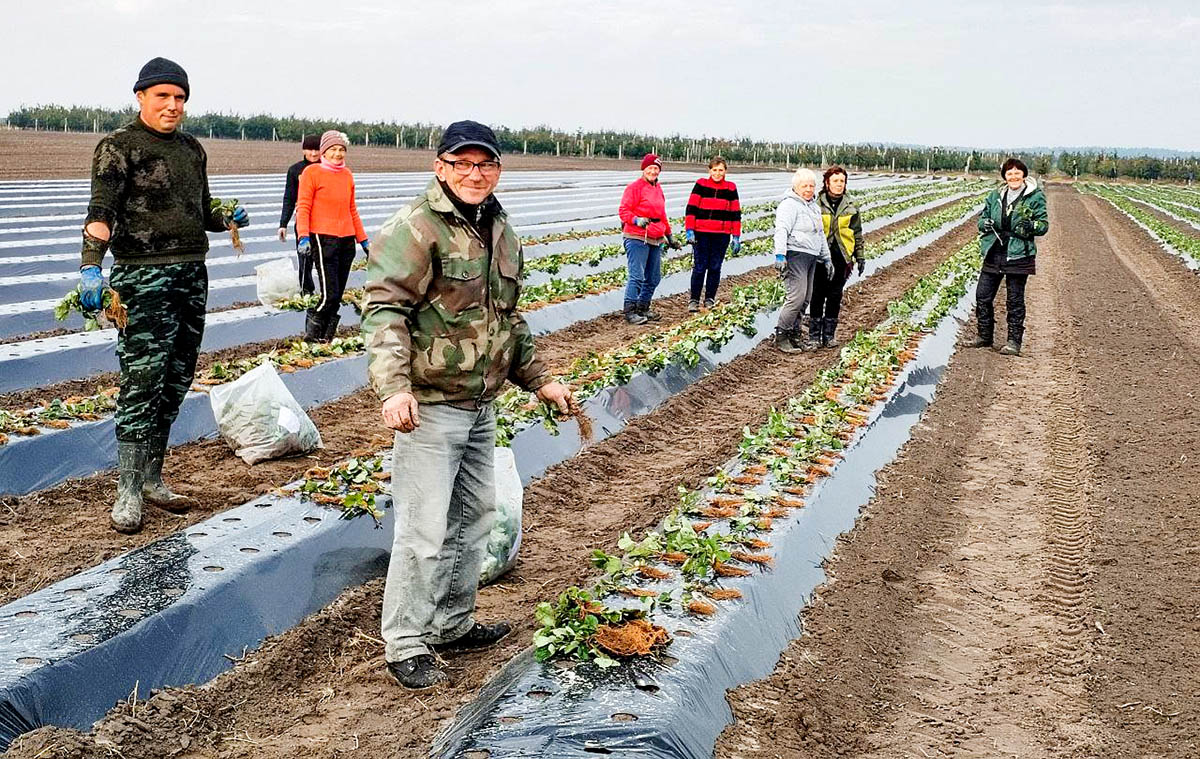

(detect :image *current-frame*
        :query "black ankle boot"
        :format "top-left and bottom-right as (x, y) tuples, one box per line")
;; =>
(305, 311), (326, 341)
(623, 300), (647, 325)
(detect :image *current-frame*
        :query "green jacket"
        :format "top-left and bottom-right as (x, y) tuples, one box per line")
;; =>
(978, 178), (1049, 262)
(818, 190), (864, 265)
(363, 180), (550, 405)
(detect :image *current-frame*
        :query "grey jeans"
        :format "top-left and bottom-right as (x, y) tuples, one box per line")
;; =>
(382, 402), (497, 664)
(778, 250), (821, 331)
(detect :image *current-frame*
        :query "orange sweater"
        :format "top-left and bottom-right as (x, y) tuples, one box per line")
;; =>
(295, 163), (367, 241)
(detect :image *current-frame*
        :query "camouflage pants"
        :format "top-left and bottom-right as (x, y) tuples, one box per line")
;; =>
(110, 262), (208, 442)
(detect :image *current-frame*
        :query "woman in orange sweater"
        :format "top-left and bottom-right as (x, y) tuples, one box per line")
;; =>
(296, 130), (369, 340)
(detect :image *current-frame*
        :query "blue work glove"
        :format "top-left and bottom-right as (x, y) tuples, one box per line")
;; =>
(730, 235), (741, 254)
(229, 205), (250, 228)
(774, 252), (786, 273)
(633, 216), (650, 228)
(297, 236), (312, 256)
(685, 229), (696, 245)
(79, 266), (105, 311)
(360, 239), (370, 255)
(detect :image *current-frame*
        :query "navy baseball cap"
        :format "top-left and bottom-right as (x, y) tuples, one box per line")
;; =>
(437, 120), (501, 158)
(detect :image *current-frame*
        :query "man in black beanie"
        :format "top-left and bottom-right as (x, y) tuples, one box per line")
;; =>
(279, 134), (323, 293)
(79, 56), (249, 534)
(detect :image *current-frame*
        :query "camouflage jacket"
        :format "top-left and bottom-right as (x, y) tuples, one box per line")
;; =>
(83, 118), (228, 267)
(362, 180), (551, 405)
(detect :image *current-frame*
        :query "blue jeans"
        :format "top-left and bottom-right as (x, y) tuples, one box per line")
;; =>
(381, 403), (497, 664)
(690, 232), (729, 302)
(623, 238), (663, 303)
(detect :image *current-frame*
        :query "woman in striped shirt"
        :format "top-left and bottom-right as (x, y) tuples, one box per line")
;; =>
(684, 157), (742, 311)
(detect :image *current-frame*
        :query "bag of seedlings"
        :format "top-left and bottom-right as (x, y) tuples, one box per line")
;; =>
(256, 258), (300, 308)
(480, 446), (522, 585)
(209, 362), (323, 465)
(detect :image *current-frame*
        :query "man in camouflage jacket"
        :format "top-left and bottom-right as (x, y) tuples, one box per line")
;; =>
(362, 120), (570, 690)
(79, 57), (248, 533)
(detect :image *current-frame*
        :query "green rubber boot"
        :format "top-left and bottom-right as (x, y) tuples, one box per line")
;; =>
(111, 441), (147, 534)
(143, 435), (195, 513)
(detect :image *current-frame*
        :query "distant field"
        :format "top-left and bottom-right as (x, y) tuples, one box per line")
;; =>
(0, 129), (709, 179)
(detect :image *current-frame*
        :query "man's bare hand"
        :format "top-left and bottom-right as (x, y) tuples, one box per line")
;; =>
(536, 381), (572, 415)
(382, 392), (420, 432)
(278, 227), (288, 242)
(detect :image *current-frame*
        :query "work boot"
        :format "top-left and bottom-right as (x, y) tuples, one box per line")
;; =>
(824, 319), (840, 349)
(433, 621), (514, 653)
(111, 441), (147, 534)
(703, 297), (716, 310)
(969, 336), (993, 348)
(688, 299), (700, 313)
(809, 318), (825, 349)
(775, 326), (803, 354)
(999, 339), (1022, 356)
(304, 311), (325, 341)
(388, 655), (447, 690)
(623, 300), (647, 325)
(323, 313), (341, 341)
(142, 435), (195, 513)
(638, 301), (662, 321)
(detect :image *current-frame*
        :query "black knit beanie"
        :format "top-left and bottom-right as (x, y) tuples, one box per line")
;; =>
(133, 57), (190, 100)
(301, 134), (321, 150)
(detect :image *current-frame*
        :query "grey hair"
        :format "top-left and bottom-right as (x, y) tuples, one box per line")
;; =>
(791, 168), (818, 193)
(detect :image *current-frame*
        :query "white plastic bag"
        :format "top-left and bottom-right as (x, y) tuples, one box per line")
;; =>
(256, 258), (300, 308)
(480, 447), (522, 585)
(209, 362), (323, 465)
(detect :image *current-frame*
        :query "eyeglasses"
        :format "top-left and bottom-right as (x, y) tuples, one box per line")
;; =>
(439, 157), (502, 176)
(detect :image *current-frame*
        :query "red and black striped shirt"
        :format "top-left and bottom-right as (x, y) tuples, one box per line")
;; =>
(685, 177), (742, 236)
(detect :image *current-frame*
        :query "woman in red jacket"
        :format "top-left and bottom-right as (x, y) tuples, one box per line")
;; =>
(296, 130), (369, 341)
(618, 154), (678, 324)
(684, 156), (741, 311)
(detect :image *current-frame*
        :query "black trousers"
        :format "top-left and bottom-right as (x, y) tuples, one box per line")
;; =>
(690, 232), (729, 301)
(810, 257), (849, 322)
(310, 234), (357, 322)
(975, 270), (1028, 344)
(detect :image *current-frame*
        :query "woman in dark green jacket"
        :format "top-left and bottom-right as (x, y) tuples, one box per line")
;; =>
(810, 166), (864, 348)
(972, 158), (1049, 356)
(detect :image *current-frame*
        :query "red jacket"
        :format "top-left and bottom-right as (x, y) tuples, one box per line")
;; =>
(685, 177), (741, 236)
(618, 178), (671, 241)
(296, 163), (367, 242)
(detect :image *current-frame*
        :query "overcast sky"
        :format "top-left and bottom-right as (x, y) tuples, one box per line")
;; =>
(4, 0), (1198, 152)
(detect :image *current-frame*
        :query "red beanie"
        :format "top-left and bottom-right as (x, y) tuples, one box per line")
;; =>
(641, 153), (662, 170)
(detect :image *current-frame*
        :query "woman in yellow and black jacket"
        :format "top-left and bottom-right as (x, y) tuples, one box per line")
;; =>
(809, 166), (864, 348)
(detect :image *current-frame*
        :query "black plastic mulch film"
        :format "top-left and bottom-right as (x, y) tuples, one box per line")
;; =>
(431, 292), (974, 759)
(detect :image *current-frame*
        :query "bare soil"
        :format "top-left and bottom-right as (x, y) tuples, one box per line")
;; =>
(714, 185), (1200, 758)
(3, 219), (976, 758)
(0, 130), (743, 180)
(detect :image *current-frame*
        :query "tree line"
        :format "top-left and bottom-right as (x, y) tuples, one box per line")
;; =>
(5, 104), (1196, 182)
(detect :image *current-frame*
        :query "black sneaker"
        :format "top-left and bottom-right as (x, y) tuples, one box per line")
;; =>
(688, 299), (700, 313)
(387, 654), (447, 690)
(433, 621), (513, 653)
(968, 336), (993, 348)
(703, 298), (716, 309)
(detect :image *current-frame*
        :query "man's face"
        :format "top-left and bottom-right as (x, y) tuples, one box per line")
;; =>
(435, 147), (501, 205)
(303, 148), (322, 162)
(136, 84), (186, 133)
